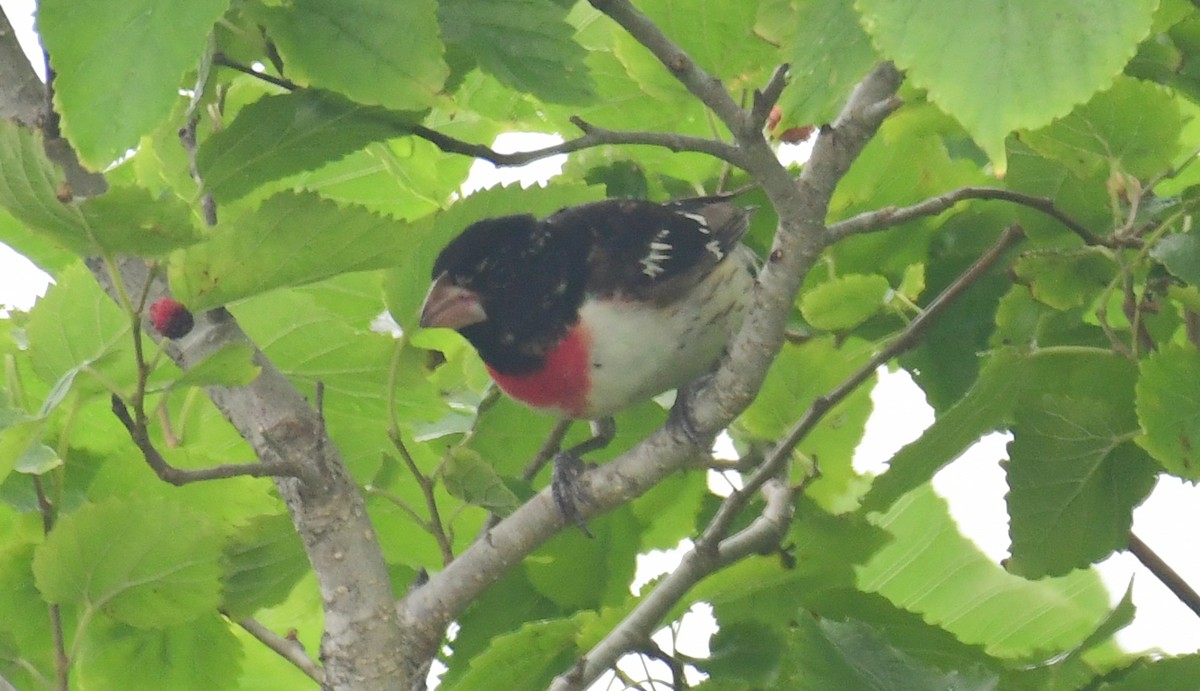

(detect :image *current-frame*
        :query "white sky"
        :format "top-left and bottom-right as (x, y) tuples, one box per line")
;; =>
(1, 0), (1197, 680)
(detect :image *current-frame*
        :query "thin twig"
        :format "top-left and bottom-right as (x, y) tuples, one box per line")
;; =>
(388, 431), (455, 566)
(636, 641), (687, 690)
(228, 614), (325, 684)
(1128, 532), (1200, 621)
(412, 116), (749, 170)
(33, 477), (68, 691)
(586, 0), (748, 134)
(477, 420), (574, 536)
(386, 343), (454, 565)
(748, 64), (790, 136)
(211, 52), (299, 91)
(112, 394), (303, 482)
(210, 52), (748, 171)
(522, 420), (574, 482)
(827, 186), (1112, 246)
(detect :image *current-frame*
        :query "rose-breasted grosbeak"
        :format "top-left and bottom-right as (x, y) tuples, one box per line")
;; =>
(419, 196), (756, 529)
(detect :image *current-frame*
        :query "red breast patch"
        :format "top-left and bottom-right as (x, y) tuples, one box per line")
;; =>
(487, 324), (591, 418)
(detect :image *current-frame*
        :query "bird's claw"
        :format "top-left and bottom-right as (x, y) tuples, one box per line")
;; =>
(668, 375), (712, 447)
(551, 451), (594, 538)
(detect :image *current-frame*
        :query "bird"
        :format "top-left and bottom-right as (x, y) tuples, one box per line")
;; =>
(419, 195), (757, 531)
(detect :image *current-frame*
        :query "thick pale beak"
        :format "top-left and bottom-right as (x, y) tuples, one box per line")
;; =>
(419, 273), (487, 329)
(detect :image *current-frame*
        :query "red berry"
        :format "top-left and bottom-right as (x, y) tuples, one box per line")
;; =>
(149, 298), (194, 339)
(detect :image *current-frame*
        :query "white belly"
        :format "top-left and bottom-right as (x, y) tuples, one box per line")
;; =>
(576, 252), (754, 418)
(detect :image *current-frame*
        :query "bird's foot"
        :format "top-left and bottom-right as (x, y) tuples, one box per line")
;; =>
(551, 451), (594, 538)
(668, 375), (713, 447)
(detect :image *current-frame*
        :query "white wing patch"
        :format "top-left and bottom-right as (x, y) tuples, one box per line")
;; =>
(679, 211), (710, 232)
(705, 239), (725, 260)
(640, 228), (673, 278)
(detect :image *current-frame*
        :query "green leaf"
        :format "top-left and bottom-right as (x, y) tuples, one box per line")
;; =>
(897, 263), (925, 302)
(1013, 248), (1118, 310)
(74, 615), (242, 691)
(629, 470), (707, 552)
(1006, 395), (1157, 578)
(15, 444), (62, 475)
(196, 90), (422, 203)
(38, 0), (229, 168)
(39, 366), (81, 417)
(1136, 345), (1200, 480)
(442, 446), (521, 516)
(439, 0), (593, 104)
(282, 136), (471, 221)
(451, 617), (577, 691)
(759, 0), (878, 128)
(252, 0), (447, 110)
(25, 263), (132, 393)
(704, 620), (784, 684)
(800, 274), (891, 330)
(524, 510), (639, 610)
(0, 543), (57, 689)
(0, 417), (42, 486)
(220, 514), (310, 618)
(0, 123), (200, 257)
(772, 615), (998, 691)
(229, 289), (446, 478)
(740, 337), (871, 440)
(32, 497), (224, 628)
(1020, 77), (1181, 180)
(0, 203), (77, 275)
(736, 336), (874, 511)
(439, 569), (567, 688)
(172, 343), (262, 388)
(1151, 226), (1200, 286)
(1099, 654), (1200, 690)
(170, 191), (430, 309)
(75, 187), (202, 255)
(1074, 583), (1136, 658)
(856, 0), (1158, 173)
(692, 498), (890, 619)
(859, 486), (1111, 659)
(0, 122), (90, 255)
(861, 348), (1026, 514)
(632, 0), (777, 87)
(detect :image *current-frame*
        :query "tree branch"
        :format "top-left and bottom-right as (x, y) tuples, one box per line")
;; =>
(411, 116), (750, 170)
(0, 7), (45, 126)
(827, 186), (1113, 247)
(549, 479), (793, 691)
(587, 0), (749, 135)
(1128, 531), (1200, 622)
(230, 615), (325, 685)
(111, 393), (304, 483)
(211, 51), (749, 171)
(0, 6), (105, 198)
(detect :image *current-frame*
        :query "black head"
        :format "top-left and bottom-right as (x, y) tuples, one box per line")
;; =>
(423, 213), (589, 373)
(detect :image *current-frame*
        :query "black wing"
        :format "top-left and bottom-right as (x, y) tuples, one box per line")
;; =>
(543, 196), (752, 304)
